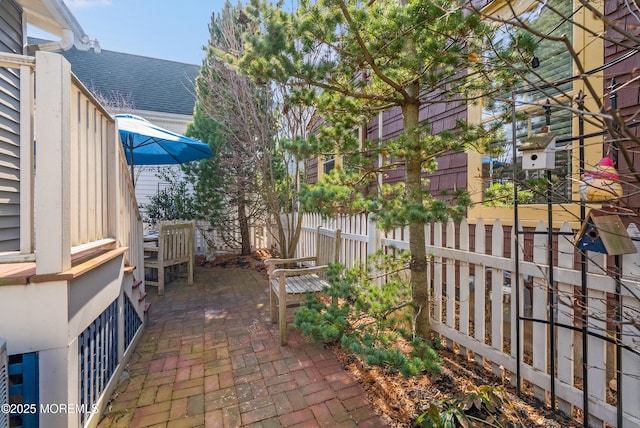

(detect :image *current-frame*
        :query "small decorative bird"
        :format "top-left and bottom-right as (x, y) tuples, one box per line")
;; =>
(579, 157), (623, 201)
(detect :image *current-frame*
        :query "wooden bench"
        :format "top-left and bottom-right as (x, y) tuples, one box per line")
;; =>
(144, 221), (195, 295)
(264, 227), (341, 345)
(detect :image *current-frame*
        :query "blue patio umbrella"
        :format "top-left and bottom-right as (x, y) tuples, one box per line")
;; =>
(116, 114), (214, 185)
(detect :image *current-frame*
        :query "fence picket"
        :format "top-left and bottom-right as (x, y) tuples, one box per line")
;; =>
(459, 220), (470, 358)
(446, 220), (456, 341)
(491, 219), (504, 377)
(510, 221), (524, 385)
(424, 223), (431, 316)
(474, 220), (486, 367)
(532, 220), (548, 402)
(584, 227), (607, 428)
(587, 284), (607, 428)
(433, 223), (443, 324)
(557, 221), (575, 416)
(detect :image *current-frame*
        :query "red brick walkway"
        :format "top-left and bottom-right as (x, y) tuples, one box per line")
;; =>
(97, 267), (388, 427)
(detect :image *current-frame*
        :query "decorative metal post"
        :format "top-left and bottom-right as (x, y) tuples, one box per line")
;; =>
(576, 89), (590, 423)
(609, 78), (624, 428)
(544, 99), (556, 409)
(512, 91), (521, 394)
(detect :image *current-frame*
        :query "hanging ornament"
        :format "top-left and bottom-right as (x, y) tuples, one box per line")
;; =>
(579, 157), (623, 201)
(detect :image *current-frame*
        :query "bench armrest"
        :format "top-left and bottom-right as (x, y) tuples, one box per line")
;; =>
(264, 257), (317, 267)
(271, 265), (329, 278)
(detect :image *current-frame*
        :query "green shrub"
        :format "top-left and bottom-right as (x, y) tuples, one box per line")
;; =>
(294, 250), (442, 377)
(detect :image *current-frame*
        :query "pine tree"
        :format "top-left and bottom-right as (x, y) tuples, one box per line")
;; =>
(238, 0), (517, 338)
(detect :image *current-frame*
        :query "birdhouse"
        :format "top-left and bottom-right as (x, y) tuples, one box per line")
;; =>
(519, 132), (556, 171)
(579, 157), (623, 202)
(574, 207), (637, 255)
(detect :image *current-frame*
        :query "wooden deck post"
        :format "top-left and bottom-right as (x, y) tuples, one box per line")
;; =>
(34, 52), (71, 274)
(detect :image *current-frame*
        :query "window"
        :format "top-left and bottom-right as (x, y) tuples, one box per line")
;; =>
(320, 127), (359, 177)
(481, 0), (574, 205)
(323, 155), (336, 174)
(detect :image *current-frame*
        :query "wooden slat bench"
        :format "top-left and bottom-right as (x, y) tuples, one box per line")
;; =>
(265, 226), (341, 345)
(144, 221), (195, 295)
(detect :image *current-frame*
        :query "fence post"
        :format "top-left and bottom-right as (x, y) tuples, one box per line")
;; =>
(34, 52), (71, 274)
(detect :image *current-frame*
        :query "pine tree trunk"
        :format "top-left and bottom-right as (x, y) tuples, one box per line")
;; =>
(237, 188), (252, 255)
(403, 101), (431, 339)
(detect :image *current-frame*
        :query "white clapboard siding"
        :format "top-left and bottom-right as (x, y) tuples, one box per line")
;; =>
(0, 3), (25, 253)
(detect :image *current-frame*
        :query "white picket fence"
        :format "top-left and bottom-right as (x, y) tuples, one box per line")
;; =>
(194, 220), (273, 257)
(298, 213), (640, 427)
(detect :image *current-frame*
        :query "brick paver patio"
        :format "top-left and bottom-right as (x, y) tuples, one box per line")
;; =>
(97, 266), (387, 427)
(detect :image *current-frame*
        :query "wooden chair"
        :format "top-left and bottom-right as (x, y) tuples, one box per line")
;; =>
(144, 221), (195, 295)
(264, 226), (341, 345)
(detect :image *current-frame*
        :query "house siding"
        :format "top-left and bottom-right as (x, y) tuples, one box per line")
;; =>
(372, 98), (468, 197)
(305, 157), (318, 184)
(604, 0), (640, 209)
(306, 97), (468, 199)
(0, 0), (23, 251)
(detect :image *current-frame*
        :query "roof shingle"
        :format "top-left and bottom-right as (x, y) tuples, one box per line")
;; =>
(30, 38), (200, 116)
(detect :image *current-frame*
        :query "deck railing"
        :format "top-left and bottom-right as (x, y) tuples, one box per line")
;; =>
(0, 51), (142, 274)
(0, 52), (35, 258)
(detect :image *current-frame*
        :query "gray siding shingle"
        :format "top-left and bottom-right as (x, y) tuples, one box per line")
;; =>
(0, 0), (23, 251)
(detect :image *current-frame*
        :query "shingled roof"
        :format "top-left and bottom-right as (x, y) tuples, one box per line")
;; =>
(30, 38), (200, 116)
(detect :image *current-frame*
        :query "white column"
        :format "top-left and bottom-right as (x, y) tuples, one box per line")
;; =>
(34, 52), (71, 274)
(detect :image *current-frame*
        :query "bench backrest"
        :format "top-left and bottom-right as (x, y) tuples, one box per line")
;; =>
(316, 226), (341, 266)
(158, 221), (194, 262)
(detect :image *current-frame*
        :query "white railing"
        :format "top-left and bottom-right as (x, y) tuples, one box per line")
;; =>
(116, 146), (144, 285)
(69, 75), (112, 247)
(0, 53), (35, 259)
(299, 213), (640, 427)
(0, 51), (142, 275)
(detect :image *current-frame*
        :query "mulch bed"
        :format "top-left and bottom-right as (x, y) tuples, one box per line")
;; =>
(331, 343), (580, 427)
(196, 250), (271, 276)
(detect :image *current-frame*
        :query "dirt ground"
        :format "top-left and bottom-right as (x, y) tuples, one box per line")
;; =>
(200, 252), (581, 427)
